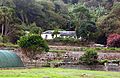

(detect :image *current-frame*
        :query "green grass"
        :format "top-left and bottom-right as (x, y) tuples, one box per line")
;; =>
(0, 43), (19, 48)
(82, 47), (120, 52)
(0, 68), (120, 78)
(49, 50), (66, 53)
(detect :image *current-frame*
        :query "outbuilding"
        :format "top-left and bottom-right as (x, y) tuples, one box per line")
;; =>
(0, 50), (24, 68)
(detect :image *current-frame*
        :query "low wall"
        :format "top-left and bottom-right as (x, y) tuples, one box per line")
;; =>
(60, 64), (120, 72)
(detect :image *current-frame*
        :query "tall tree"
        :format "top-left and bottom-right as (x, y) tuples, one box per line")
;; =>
(97, 2), (120, 36)
(0, 6), (24, 43)
(76, 21), (98, 41)
(96, 2), (120, 44)
(0, 6), (14, 36)
(69, 4), (93, 28)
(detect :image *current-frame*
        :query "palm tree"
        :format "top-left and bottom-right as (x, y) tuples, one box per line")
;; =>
(0, 8), (4, 36)
(0, 6), (14, 37)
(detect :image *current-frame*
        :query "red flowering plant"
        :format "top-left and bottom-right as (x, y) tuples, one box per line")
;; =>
(107, 34), (120, 48)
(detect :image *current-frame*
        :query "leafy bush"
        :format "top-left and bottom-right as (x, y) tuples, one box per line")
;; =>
(76, 21), (98, 41)
(53, 37), (80, 43)
(99, 59), (109, 65)
(53, 37), (64, 42)
(107, 34), (120, 48)
(29, 23), (42, 34)
(2, 36), (9, 43)
(79, 49), (98, 65)
(18, 34), (49, 61)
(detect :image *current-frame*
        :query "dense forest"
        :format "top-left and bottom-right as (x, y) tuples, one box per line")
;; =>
(0, 0), (120, 44)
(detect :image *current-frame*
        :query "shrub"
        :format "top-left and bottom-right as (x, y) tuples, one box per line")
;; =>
(99, 59), (109, 65)
(18, 34), (49, 61)
(79, 49), (98, 65)
(107, 34), (120, 48)
(53, 37), (63, 42)
(3, 36), (9, 43)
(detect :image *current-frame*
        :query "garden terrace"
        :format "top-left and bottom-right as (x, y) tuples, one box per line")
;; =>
(49, 46), (120, 53)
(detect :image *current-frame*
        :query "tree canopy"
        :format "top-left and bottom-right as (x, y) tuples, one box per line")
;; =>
(76, 21), (98, 41)
(97, 2), (120, 36)
(0, 0), (119, 44)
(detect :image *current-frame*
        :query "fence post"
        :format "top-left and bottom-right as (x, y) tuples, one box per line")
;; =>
(104, 63), (108, 71)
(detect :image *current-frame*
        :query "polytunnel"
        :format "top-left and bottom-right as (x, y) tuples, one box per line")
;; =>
(0, 50), (24, 68)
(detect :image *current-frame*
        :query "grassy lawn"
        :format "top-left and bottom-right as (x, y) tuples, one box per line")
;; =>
(0, 68), (120, 78)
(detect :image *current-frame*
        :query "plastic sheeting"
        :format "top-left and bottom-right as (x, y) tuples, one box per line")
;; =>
(0, 50), (24, 68)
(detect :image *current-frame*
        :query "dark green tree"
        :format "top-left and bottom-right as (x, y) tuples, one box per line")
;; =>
(29, 23), (42, 35)
(76, 21), (98, 41)
(69, 4), (93, 29)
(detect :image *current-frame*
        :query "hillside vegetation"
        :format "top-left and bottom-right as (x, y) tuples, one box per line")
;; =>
(0, 0), (119, 45)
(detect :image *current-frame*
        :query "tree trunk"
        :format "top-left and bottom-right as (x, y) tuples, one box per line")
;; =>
(1, 24), (4, 37)
(4, 20), (9, 36)
(56, 34), (57, 38)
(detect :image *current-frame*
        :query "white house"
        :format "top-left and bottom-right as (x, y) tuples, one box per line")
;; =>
(41, 30), (54, 39)
(41, 30), (76, 39)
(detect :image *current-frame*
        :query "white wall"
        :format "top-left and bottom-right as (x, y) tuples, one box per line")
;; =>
(41, 34), (60, 39)
(41, 34), (53, 39)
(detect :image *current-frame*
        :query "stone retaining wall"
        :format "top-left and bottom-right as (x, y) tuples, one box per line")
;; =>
(60, 64), (120, 72)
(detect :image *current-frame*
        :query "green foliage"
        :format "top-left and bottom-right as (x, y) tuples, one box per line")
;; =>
(47, 37), (88, 46)
(2, 36), (9, 43)
(69, 4), (93, 28)
(99, 59), (109, 65)
(0, 0), (119, 44)
(0, 6), (24, 43)
(89, 6), (108, 22)
(53, 37), (80, 43)
(79, 49), (98, 65)
(97, 3), (120, 37)
(12, 0), (69, 30)
(52, 29), (60, 38)
(49, 50), (65, 53)
(76, 21), (98, 41)
(18, 34), (49, 52)
(70, 4), (92, 21)
(0, 36), (3, 43)
(0, 43), (19, 48)
(83, 47), (120, 52)
(18, 34), (49, 60)
(29, 23), (42, 34)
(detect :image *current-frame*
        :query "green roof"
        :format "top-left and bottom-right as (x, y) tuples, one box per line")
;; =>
(0, 50), (24, 68)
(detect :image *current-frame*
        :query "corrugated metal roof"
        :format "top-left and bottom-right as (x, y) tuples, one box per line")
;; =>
(60, 31), (76, 36)
(42, 30), (76, 36)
